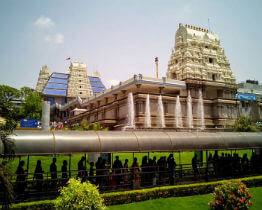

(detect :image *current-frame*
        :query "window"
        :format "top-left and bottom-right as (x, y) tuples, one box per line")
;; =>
(172, 73), (177, 79)
(80, 86), (82, 88)
(61, 98), (67, 105)
(209, 58), (213, 64)
(79, 92), (82, 94)
(79, 80), (82, 82)
(212, 74), (216, 81)
(175, 59), (178, 64)
(47, 97), (55, 105)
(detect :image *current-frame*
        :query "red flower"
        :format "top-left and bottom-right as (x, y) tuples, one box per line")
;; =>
(249, 201), (254, 205)
(232, 200), (234, 203)
(240, 199), (244, 204)
(238, 203), (241, 206)
(240, 188), (244, 193)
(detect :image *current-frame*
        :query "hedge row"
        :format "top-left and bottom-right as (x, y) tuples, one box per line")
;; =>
(11, 176), (262, 209)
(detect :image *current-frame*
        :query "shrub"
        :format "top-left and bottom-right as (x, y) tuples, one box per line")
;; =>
(54, 178), (106, 210)
(10, 176), (262, 209)
(233, 115), (258, 132)
(209, 180), (254, 210)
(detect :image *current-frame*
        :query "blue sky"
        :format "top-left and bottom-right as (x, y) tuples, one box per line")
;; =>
(0, 0), (261, 89)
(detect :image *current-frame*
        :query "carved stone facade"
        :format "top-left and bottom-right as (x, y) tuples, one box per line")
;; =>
(166, 24), (238, 128)
(167, 23), (236, 84)
(36, 65), (50, 92)
(67, 62), (93, 99)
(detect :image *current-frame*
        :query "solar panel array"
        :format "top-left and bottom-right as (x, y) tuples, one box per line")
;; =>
(52, 73), (69, 79)
(88, 76), (106, 95)
(43, 89), (67, 96)
(49, 78), (68, 84)
(46, 83), (68, 89)
(43, 73), (69, 96)
(43, 73), (106, 99)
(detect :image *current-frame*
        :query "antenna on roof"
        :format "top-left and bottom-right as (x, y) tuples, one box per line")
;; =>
(208, 18), (211, 32)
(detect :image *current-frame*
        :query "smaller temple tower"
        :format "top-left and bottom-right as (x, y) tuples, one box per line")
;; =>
(67, 62), (93, 99)
(36, 65), (51, 92)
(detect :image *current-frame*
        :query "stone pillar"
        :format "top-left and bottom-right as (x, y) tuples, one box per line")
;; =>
(88, 154), (100, 164)
(41, 101), (50, 131)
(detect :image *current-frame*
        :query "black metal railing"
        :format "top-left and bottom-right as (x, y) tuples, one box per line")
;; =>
(2, 160), (261, 204)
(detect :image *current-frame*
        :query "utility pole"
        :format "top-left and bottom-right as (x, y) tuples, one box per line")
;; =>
(155, 57), (159, 79)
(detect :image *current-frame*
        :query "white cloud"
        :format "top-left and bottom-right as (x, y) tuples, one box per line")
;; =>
(183, 3), (192, 13)
(45, 33), (64, 44)
(54, 33), (64, 44)
(44, 35), (52, 42)
(104, 79), (120, 88)
(34, 16), (54, 28)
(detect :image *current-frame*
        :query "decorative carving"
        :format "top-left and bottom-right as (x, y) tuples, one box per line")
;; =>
(36, 65), (51, 92)
(167, 24), (236, 85)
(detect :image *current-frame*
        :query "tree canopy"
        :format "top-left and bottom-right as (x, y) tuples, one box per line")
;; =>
(0, 85), (20, 119)
(20, 91), (42, 120)
(233, 115), (258, 132)
(0, 85), (42, 122)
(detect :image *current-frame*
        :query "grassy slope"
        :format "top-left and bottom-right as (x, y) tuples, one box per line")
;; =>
(2, 150), (252, 176)
(108, 187), (262, 210)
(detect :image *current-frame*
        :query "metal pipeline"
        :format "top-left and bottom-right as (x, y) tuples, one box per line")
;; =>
(2, 130), (262, 155)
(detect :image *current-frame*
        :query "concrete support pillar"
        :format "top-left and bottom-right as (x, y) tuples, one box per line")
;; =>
(88, 153), (100, 164)
(41, 101), (50, 131)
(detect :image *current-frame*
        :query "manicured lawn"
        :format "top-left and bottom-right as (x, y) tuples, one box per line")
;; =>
(2, 149), (253, 176)
(108, 186), (262, 210)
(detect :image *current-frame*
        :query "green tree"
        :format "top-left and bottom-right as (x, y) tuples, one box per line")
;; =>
(20, 86), (35, 98)
(233, 115), (258, 132)
(0, 110), (17, 209)
(20, 92), (42, 120)
(54, 178), (106, 210)
(0, 85), (20, 121)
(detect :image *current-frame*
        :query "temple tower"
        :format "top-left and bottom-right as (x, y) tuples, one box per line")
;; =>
(36, 65), (51, 92)
(167, 24), (238, 128)
(167, 23), (235, 84)
(67, 62), (93, 99)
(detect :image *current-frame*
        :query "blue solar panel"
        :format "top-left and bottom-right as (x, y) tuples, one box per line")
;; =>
(46, 83), (68, 89)
(90, 82), (105, 88)
(43, 89), (67, 96)
(89, 77), (101, 82)
(91, 87), (105, 93)
(49, 78), (68, 84)
(52, 73), (69, 79)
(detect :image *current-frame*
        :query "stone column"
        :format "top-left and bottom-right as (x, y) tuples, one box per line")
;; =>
(41, 101), (50, 131)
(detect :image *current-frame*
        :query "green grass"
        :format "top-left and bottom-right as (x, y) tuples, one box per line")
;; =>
(4, 154), (83, 176)
(107, 186), (262, 210)
(2, 149), (253, 176)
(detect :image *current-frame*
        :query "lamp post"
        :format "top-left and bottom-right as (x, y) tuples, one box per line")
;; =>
(155, 57), (159, 79)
